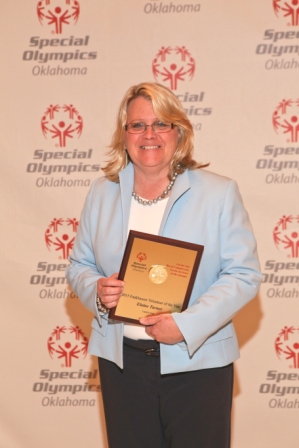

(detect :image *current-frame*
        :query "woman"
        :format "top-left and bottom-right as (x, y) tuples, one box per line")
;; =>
(66, 82), (262, 448)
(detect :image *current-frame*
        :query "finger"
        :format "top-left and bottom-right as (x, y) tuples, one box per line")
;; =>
(100, 291), (123, 303)
(103, 299), (120, 309)
(100, 292), (122, 306)
(98, 273), (124, 285)
(144, 326), (155, 338)
(97, 273), (125, 308)
(100, 279), (125, 289)
(98, 286), (123, 297)
(101, 294), (121, 303)
(99, 294), (121, 306)
(112, 272), (126, 284)
(97, 281), (124, 298)
(139, 315), (161, 326)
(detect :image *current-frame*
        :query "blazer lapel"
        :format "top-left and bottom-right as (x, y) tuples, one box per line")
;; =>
(119, 163), (134, 250)
(159, 169), (190, 235)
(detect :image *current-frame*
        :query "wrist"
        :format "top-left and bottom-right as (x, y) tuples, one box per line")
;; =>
(96, 293), (109, 314)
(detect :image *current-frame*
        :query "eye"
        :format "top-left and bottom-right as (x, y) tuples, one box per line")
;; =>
(131, 122), (144, 129)
(155, 121), (168, 129)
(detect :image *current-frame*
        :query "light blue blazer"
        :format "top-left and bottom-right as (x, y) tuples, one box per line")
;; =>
(66, 163), (262, 375)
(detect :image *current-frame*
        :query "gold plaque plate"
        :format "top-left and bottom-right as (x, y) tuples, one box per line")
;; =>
(109, 231), (204, 325)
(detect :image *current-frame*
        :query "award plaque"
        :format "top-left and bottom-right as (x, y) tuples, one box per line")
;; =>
(109, 231), (204, 324)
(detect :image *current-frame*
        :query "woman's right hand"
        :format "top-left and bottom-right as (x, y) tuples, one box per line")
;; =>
(97, 273), (125, 309)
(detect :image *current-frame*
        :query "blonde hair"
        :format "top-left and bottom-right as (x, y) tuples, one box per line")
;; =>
(102, 82), (205, 182)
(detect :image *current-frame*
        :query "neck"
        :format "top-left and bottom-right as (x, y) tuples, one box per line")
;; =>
(133, 168), (170, 200)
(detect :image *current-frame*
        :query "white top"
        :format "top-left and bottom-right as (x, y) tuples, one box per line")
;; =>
(124, 196), (169, 340)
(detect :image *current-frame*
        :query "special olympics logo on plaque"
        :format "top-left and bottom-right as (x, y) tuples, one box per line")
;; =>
(37, 0), (80, 34)
(137, 252), (147, 262)
(45, 218), (79, 259)
(47, 326), (88, 367)
(275, 326), (299, 368)
(41, 104), (83, 147)
(273, 0), (299, 26)
(152, 46), (195, 90)
(272, 99), (299, 142)
(273, 215), (299, 258)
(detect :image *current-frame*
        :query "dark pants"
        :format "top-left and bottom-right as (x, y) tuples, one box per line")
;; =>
(99, 338), (233, 448)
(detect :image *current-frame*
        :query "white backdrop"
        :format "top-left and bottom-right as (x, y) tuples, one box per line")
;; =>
(1, 1), (298, 447)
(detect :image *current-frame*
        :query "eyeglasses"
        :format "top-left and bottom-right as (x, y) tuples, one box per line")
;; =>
(125, 121), (174, 134)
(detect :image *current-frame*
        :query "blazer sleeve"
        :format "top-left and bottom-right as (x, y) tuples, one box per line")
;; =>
(172, 179), (262, 357)
(65, 180), (106, 322)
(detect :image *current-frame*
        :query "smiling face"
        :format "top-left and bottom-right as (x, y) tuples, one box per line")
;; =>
(124, 96), (179, 178)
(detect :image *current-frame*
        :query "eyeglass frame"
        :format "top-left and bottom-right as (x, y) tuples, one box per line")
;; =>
(124, 121), (175, 134)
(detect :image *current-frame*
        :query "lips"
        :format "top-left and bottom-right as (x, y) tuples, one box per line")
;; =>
(140, 145), (161, 149)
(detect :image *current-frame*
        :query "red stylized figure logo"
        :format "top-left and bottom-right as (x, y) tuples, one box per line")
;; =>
(45, 217), (79, 259)
(273, 0), (299, 26)
(37, 0), (80, 34)
(275, 326), (299, 368)
(272, 99), (299, 142)
(152, 46), (196, 90)
(41, 104), (83, 147)
(137, 252), (147, 262)
(47, 325), (88, 367)
(273, 215), (299, 258)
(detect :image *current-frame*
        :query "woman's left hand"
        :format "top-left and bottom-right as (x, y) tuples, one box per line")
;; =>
(139, 314), (184, 344)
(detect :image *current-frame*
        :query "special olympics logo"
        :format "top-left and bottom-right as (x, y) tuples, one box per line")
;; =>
(47, 326), (88, 367)
(137, 252), (147, 262)
(273, 0), (299, 26)
(152, 46), (195, 90)
(37, 0), (80, 34)
(275, 326), (299, 368)
(272, 99), (299, 142)
(41, 104), (83, 147)
(45, 217), (79, 259)
(273, 215), (299, 257)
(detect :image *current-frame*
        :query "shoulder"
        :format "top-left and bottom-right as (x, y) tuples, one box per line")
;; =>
(88, 175), (119, 198)
(185, 169), (243, 212)
(91, 175), (117, 190)
(188, 168), (236, 192)
(80, 176), (120, 214)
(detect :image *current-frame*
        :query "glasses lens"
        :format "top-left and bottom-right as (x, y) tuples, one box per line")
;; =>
(153, 122), (172, 133)
(126, 122), (173, 133)
(129, 123), (145, 133)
